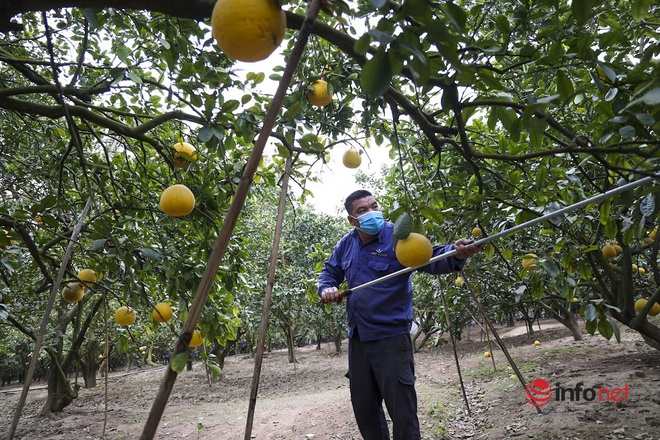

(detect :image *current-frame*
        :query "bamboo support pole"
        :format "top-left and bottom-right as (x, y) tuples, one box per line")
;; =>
(438, 277), (471, 416)
(244, 155), (293, 440)
(8, 195), (94, 439)
(140, 2), (323, 438)
(461, 273), (543, 414)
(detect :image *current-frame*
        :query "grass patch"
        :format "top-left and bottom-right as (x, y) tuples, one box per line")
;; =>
(424, 401), (450, 438)
(541, 345), (594, 358)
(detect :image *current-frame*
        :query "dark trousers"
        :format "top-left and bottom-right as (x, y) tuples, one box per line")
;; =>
(348, 332), (420, 440)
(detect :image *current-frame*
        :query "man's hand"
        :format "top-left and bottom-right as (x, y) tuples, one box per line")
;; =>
(321, 286), (341, 303)
(455, 238), (482, 260)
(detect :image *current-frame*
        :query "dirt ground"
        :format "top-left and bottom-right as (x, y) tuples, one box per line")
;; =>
(1, 318), (659, 440)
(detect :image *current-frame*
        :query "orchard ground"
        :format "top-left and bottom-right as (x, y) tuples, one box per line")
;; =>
(1, 318), (659, 440)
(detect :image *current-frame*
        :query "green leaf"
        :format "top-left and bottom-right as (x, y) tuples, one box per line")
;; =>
(221, 100), (240, 113)
(276, 143), (290, 158)
(207, 363), (222, 377)
(608, 317), (621, 342)
(170, 352), (187, 373)
(138, 247), (162, 261)
(81, 8), (99, 29)
(393, 212), (413, 239)
(541, 259), (560, 278)
(443, 1), (467, 32)
(360, 49), (392, 98)
(127, 70), (142, 84)
(622, 225), (635, 245)
(354, 34), (372, 56)
(597, 318), (614, 340)
(198, 125), (214, 143)
(420, 206), (445, 224)
(625, 88), (660, 109)
(116, 44), (131, 64)
(631, 0), (650, 22)
(585, 318), (597, 335)
(571, 0), (597, 25)
(584, 304), (597, 321)
(528, 115), (547, 148)
(599, 202), (611, 225)
(557, 69), (575, 101)
(402, 0), (432, 23)
(604, 219), (618, 239)
(89, 239), (107, 252)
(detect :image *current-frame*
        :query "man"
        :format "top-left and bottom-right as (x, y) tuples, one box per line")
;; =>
(318, 189), (482, 440)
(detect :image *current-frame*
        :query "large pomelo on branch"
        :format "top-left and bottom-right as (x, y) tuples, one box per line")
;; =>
(211, 0), (286, 62)
(114, 306), (136, 326)
(160, 184), (195, 217)
(396, 232), (433, 267)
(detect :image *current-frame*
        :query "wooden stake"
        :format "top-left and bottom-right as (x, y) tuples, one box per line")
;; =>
(140, 2), (323, 438)
(244, 155), (293, 440)
(8, 195), (94, 439)
(437, 277), (471, 416)
(461, 272), (543, 415)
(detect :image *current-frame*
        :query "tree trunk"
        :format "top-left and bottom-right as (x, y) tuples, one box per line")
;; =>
(40, 360), (79, 417)
(79, 357), (98, 388)
(537, 302), (583, 342)
(125, 351), (133, 373)
(524, 318), (535, 336)
(145, 345), (158, 367)
(615, 310), (660, 350)
(286, 324), (297, 364)
(333, 331), (342, 355)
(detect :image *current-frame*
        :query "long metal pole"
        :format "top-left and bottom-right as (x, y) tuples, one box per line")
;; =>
(326, 176), (655, 301)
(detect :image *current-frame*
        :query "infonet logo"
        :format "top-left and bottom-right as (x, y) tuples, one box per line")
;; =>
(525, 378), (630, 407)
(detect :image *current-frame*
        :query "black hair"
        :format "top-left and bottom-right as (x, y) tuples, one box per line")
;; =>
(344, 190), (373, 215)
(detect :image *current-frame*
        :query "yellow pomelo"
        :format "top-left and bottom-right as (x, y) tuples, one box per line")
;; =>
(396, 233), (433, 267)
(342, 148), (361, 168)
(211, 0), (286, 62)
(62, 282), (84, 303)
(522, 253), (538, 271)
(636, 298), (660, 316)
(173, 142), (198, 169)
(160, 184), (195, 217)
(152, 302), (173, 323)
(472, 227), (482, 237)
(114, 306), (136, 326)
(77, 268), (97, 288)
(601, 244), (617, 260)
(652, 302), (660, 317)
(189, 330), (204, 347)
(306, 79), (333, 107)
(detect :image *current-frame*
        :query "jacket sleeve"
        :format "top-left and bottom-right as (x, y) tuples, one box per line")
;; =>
(317, 240), (346, 297)
(418, 244), (467, 275)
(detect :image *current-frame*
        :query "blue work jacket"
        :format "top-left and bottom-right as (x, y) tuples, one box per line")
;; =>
(317, 221), (466, 342)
